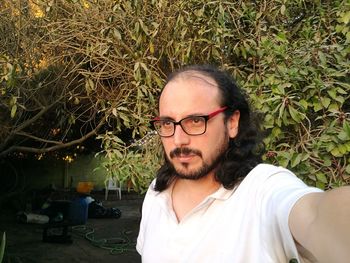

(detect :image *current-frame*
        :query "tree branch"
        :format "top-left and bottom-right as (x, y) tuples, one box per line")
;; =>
(14, 131), (64, 145)
(0, 101), (58, 153)
(0, 117), (105, 158)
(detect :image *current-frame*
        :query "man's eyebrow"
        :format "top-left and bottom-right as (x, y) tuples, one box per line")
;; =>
(156, 115), (175, 121)
(187, 113), (205, 117)
(158, 113), (205, 120)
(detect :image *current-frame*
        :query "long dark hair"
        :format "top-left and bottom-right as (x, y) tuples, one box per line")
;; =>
(154, 65), (264, 192)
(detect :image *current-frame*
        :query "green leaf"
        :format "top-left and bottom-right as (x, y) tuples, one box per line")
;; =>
(331, 147), (342, 157)
(327, 89), (337, 99)
(323, 158), (332, 167)
(301, 153), (310, 162)
(335, 96), (345, 104)
(0, 232), (5, 263)
(85, 78), (94, 94)
(326, 142), (336, 152)
(338, 144), (348, 155)
(313, 101), (322, 112)
(140, 62), (148, 72)
(345, 142), (350, 151)
(276, 32), (288, 43)
(343, 121), (350, 137)
(338, 131), (349, 141)
(278, 102), (286, 119)
(117, 106), (128, 111)
(291, 153), (302, 168)
(318, 51), (327, 65)
(288, 105), (301, 123)
(321, 97), (331, 108)
(316, 181), (325, 190)
(345, 164), (350, 174)
(299, 99), (308, 110)
(113, 28), (122, 40)
(276, 151), (291, 167)
(138, 19), (149, 35)
(271, 127), (282, 137)
(280, 4), (286, 15)
(328, 103), (339, 111)
(339, 11), (350, 24)
(112, 108), (117, 117)
(336, 87), (347, 95)
(120, 112), (130, 125)
(10, 104), (17, 118)
(316, 173), (328, 184)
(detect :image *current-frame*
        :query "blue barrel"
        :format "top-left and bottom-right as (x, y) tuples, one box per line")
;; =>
(69, 196), (88, 225)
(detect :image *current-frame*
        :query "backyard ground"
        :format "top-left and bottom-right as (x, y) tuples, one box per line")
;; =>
(0, 191), (143, 263)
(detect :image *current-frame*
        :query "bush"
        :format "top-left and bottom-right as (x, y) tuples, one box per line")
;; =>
(99, 0), (349, 192)
(2, 0), (349, 192)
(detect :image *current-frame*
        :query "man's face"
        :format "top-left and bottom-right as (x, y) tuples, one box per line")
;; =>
(158, 72), (239, 180)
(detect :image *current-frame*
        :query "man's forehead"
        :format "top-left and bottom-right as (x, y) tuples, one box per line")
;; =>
(169, 70), (217, 88)
(160, 71), (218, 99)
(158, 71), (221, 116)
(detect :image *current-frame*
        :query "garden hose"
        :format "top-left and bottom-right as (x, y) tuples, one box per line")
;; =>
(72, 225), (136, 254)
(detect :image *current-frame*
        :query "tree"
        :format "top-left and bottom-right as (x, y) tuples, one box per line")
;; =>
(1, 0), (349, 192)
(0, 1), (107, 158)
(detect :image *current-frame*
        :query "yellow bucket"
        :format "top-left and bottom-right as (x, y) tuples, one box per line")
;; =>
(76, 181), (94, 194)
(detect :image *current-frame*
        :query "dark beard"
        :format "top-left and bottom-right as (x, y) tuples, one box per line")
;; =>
(167, 146), (226, 180)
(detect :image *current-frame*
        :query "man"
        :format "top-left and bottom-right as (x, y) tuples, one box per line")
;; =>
(136, 65), (350, 262)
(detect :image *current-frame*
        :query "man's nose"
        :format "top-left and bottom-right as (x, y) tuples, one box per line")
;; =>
(173, 124), (190, 147)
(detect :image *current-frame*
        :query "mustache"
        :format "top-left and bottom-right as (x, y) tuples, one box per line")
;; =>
(169, 147), (202, 159)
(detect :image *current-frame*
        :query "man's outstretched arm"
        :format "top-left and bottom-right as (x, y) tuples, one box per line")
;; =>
(289, 186), (350, 262)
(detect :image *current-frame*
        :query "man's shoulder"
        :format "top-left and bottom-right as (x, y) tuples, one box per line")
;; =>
(248, 163), (293, 178)
(144, 178), (170, 199)
(145, 178), (158, 196)
(239, 163), (301, 192)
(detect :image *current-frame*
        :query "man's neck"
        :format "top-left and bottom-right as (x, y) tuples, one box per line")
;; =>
(171, 174), (221, 222)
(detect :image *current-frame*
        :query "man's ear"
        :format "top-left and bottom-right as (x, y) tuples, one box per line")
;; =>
(227, 110), (240, 138)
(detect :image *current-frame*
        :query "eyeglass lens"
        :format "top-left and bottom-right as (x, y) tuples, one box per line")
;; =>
(154, 116), (206, 136)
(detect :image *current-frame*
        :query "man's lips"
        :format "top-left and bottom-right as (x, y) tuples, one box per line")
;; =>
(175, 154), (197, 162)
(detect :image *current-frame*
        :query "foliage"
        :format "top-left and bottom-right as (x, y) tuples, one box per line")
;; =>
(96, 131), (162, 194)
(237, 0), (350, 189)
(1, 0), (349, 192)
(0, 232), (5, 263)
(0, 0), (107, 158)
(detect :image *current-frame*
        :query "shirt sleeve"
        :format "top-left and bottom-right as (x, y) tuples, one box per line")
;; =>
(258, 166), (323, 261)
(136, 179), (157, 254)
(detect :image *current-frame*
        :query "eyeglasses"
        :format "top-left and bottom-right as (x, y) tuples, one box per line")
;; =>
(150, 106), (228, 137)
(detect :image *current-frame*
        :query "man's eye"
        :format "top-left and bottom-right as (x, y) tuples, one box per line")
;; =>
(191, 117), (203, 124)
(162, 120), (173, 127)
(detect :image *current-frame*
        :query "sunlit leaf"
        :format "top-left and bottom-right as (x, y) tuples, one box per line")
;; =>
(316, 173), (328, 184)
(331, 147), (342, 157)
(10, 104), (17, 118)
(112, 108), (117, 117)
(113, 28), (122, 40)
(280, 4), (286, 15)
(321, 97), (331, 108)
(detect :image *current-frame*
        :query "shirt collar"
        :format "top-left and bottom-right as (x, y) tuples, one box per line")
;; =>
(208, 184), (236, 201)
(152, 179), (237, 203)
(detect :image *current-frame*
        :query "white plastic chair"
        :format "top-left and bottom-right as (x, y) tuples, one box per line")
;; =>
(105, 178), (122, 200)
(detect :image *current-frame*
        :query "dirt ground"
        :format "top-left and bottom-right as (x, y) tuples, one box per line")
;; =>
(0, 191), (144, 263)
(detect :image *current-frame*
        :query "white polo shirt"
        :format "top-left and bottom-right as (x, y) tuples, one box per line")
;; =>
(136, 164), (322, 263)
